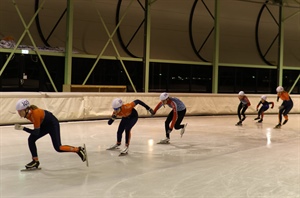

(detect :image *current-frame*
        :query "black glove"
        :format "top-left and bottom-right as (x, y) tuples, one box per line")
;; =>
(108, 115), (117, 125)
(148, 108), (155, 115)
(14, 124), (24, 130)
(279, 105), (284, 110)
(108, 119), (114, 125)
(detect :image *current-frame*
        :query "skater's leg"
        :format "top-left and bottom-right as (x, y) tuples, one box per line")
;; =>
(124, 130), (131, 147)
(47, 123), (78, 152)
(174, 109), (186, 130)
(47, 122), (65, 152)
(237, 103), (243, 121)
(116, 119), (127, 144)
(284, 101), (293, 115)
(282, 102), (293, 125)
(278, 107), (285, 125)
(165, 111), (173, 139)
(241, 106), (248, 121)
(124, 115), (138, 146)
(106, 120), (127, 150)
(258, 107), (268, 122)
(256, 107), (264, 119)
(26, 131), (47, 168)
(46, 123), (86, 161)
(261, 112), (264, 120)
(28, 131), (48, 159)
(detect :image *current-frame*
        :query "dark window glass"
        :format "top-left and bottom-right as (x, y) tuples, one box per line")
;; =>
(0, 54), (299, 94)
(190, 65), (212, 93)
(283, 70), (300, 93)
(149, 63), (212, 93)
(219, 67), (277, 94)
(0, 53), (64, 92)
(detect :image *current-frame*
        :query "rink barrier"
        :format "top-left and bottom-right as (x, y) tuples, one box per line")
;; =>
(1, 92), (299, 125)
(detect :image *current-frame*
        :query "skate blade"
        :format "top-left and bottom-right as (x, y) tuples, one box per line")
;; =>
(119, 152), (128, 156)
(83, 143), (89, 167)
(180, 132), (185, 138)
(20, 167), (41, 172)
(106, 147), (120, 151)
(157, 142), (170, 144)
(180, 130), (185, 138)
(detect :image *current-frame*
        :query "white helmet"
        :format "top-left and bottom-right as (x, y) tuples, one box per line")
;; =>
(112, 98), (123, 109)
(276, 86), (284, 92)
(261, 95), (267, 100)
(238, 91), (245, 96)
(16, 99), (30, 111)
(160, 92), (169, 101)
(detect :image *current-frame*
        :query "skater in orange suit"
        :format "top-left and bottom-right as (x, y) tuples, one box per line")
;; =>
(106, 98), (153, 155)
(274, 86), (293, 128)
(14, 99), (86, 170)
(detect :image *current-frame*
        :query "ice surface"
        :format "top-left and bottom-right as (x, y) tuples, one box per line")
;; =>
(0, 115), (299, 198)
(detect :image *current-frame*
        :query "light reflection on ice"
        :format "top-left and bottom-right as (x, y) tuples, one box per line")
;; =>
(148, 139), (154, 152)
(266, 128), (272, 148)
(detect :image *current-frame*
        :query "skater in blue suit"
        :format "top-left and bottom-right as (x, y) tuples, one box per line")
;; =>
(254, 95), (274, 123)
(152, 92), (187, 144)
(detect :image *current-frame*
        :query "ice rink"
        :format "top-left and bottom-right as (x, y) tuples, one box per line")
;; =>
(1, 114), (299, 198)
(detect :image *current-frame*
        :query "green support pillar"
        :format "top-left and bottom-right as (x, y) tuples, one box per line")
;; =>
(212, 0), (220, 93)
(64, 0), (74, 91)
(143, 0), (151, 93)
(277, 6), (284, 87)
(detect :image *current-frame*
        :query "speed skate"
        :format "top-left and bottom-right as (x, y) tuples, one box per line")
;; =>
(119, 152), (128, 156)
(119, 147), (128, 156)
(157, 138), (170, 144)
(157, 141), (170, 144)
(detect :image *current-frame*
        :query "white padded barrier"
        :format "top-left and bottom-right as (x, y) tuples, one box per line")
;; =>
(1, 92), (299, 125)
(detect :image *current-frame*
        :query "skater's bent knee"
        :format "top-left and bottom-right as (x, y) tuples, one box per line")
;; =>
(54, 147), (62, 152)
(174, 125), (181, 130)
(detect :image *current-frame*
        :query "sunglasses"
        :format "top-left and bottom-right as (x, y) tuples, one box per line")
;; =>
(113, 107), (120, 111)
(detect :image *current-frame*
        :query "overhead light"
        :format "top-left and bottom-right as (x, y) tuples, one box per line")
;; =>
(21, 49), (29, 54)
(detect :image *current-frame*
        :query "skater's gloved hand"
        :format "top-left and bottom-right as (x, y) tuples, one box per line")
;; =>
(108, 115), (116, 125)
(108, 119), (114, 125)
(279, 105), (284, 110)
(256, 108), (258, 111)
(167, 128), (172, 134)
(14, 124), (24, 130)
(148, 108), (155, 116)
